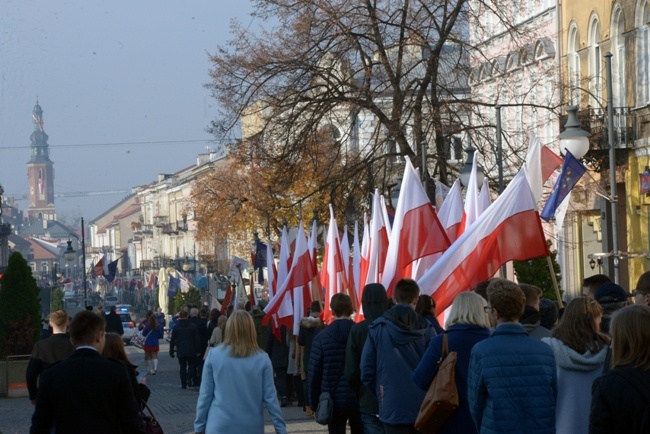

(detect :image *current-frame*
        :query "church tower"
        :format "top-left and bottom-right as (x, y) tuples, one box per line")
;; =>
(27, 101), (56, 221)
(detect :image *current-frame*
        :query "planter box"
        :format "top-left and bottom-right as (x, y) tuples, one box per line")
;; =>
(1, 356), (30, 398)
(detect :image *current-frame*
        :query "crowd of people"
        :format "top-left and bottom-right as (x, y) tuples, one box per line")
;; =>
(25, 271), (650, 434)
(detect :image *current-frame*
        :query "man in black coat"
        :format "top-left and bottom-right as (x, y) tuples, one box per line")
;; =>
(188, 307), (208, 387)
(105, 305), (124, 336)
(26, 310), (75, 404)
(345, 284), (389, 434)
(30, 310), (143, 434)
(266, 325), (290, 406)
(170, 310), (201, 389)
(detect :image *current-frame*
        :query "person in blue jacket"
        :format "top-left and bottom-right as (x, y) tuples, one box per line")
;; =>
(361, 279), (436, 434)
(413, 291), (492, 434)
(468, 278), (557, 434)
(308, 293), (362, 434)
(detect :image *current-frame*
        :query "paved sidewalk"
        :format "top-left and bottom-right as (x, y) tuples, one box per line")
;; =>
(0, 342), (330, 434)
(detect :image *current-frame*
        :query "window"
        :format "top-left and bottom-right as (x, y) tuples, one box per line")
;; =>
(568, 24), (581, 105)
(612, 7), (626, 107)
(637, 0), (650, 104)
(588, 15), (602, 107)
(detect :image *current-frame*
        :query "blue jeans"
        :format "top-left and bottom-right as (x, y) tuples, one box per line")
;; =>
(360, 413), (384, 434)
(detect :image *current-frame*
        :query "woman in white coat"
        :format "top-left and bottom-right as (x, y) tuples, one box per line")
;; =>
(194, 310), (287, 434)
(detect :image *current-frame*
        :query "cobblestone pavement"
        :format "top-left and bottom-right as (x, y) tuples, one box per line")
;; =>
(0, 341), (331, 434)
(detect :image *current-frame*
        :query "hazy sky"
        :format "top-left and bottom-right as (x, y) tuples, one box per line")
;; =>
(0, 1), (255, 221)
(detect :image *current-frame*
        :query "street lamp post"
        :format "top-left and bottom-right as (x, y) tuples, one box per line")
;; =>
(604, 52), (620, 284)
(63, 218), (88, 307)
(459, 146), (485, 188)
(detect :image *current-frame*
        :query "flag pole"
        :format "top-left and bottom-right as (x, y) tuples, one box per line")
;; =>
(545, 255), (562, 304)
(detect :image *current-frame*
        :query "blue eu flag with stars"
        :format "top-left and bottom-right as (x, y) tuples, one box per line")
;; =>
(541, 150), (587, 221)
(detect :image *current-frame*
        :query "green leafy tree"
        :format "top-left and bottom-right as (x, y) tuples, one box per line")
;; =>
(514, 241), (562, 302)
(0, 252), (41, 357)
(51, 287), (64, 312)
(173, 287), (202, 315)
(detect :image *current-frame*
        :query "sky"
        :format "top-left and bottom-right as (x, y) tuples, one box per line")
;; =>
(0, 1), (255, 221)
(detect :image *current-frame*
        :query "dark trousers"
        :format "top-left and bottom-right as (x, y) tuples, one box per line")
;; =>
(360, 413), (384, 434)
(293, 375), (304, 406)
(194, 356), (204, 386)
(382, 423), (419, 434)
(328, 410), (363, 434)
(178, 356), (197, 388)
(274, 367), (288, 398)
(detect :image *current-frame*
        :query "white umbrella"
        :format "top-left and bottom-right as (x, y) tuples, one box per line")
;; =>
(158, 267), (169, 314)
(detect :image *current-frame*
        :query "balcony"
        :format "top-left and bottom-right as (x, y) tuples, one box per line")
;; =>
(160, 223), (178, 235)
(176, 221), (188, 232)
(561, 107), (636, 172)
(153, 216), (168, 227)
(133, 224), (153, 235)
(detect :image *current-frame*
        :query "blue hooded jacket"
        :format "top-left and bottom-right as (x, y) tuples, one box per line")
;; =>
(360, 304), (435, 425)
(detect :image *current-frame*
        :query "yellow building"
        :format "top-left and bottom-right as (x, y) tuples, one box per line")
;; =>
(559, 0), (650, 292)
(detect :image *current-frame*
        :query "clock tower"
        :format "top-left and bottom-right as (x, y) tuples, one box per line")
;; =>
(27, 101), (56, 221)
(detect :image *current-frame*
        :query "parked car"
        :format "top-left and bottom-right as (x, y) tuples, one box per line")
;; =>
(105, 295), (119, 305)
(120, 313), (136, 344)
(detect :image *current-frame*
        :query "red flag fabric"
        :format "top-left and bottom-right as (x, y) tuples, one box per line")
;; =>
(321, 205), (354, 324)
(365, 191), (390, 285)
(220, 284), (233, 315)
(358, 214), (370, 298)
(382, 158), (451, 297)
(263, 224), (314, 325)
(541, 145), (564, 183)
(417, 169), (550, 313)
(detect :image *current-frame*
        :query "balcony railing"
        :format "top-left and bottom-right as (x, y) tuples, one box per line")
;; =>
(562, 107), (636, 150)
(161, 223), (179, 235)
(133, 224), (153, 235)
(153, 216), (168, 227)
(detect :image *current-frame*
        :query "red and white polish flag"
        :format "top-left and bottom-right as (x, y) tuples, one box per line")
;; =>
(417, 169), (550, 313)
(365, 191), (390, 286)
(321, 205), (353, 323)
(381, 157), (451, 297)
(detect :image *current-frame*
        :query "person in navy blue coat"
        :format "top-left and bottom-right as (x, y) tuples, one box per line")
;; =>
(413, 291), (491, 434)
(361, 279), (436, 434)
(468, 279), (557, 434)
(308, 293), (362, 434)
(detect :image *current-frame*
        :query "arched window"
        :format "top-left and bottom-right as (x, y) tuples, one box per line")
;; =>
(568, 24), (581, 105)
(637, 0), (650, 104)
(588, 14), (602, 108)
(611, 6), (626, 107)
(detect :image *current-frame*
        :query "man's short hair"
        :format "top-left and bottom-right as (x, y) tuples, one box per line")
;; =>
(394, 279), (420, 304)
(109, 305), (117, 312)
(330, 293), (354, 317)
(69, 311), (105, 346)
(190, 308), (199, 317)
(310, 300), (322, 313)
(49, 310), (69, 328)
(473, 280), (492, 301)
(519, 283), (542, 307)
(487, 278), (526, 322)
(179, 310), (189, 319)
(583, 274), (611, 297)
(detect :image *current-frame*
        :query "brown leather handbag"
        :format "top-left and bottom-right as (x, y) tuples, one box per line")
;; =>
(414, 333), (459, 433)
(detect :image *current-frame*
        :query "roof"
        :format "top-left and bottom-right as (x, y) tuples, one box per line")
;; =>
(17, 219), (76, 239)
(26, 237), (59, 260)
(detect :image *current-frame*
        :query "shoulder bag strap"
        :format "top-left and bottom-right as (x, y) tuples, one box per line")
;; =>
(441, 332), (449, 359)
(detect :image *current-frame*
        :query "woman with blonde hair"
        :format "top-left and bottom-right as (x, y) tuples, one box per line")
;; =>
(590, 304), (650, 433)
(413, 291), (491, 434)
(194, 310), (286, 434)
(542, 297), (609, 434)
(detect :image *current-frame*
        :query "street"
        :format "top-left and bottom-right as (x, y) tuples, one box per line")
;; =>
(0, 341), (330, 434)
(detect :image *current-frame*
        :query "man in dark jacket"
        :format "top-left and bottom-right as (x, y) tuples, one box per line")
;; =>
(105, 305), (124, 336)
(30, 311), (143, 434)
(169, 310), (201, 389)
(298, 301), (324, 412)
(468, 278), (557, 434)
(266, 325), (290, 406)
(188, 307), (208, 387)
(361, 279), (435, 433)
(309, 293), (362, 433)
(26, 310), (75, 404)
(345, 283), (388, 434)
